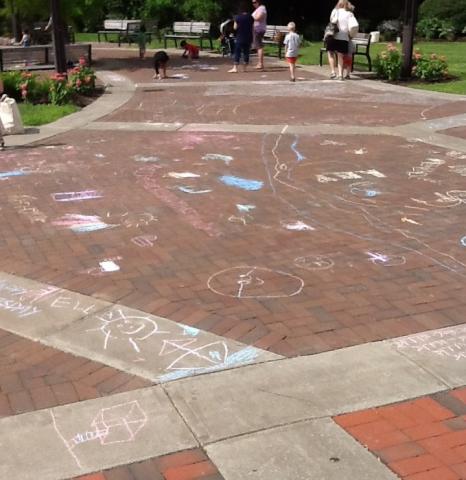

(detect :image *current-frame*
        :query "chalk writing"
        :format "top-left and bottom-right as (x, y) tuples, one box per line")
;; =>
(448, 165), (466, 176)
(208, 266), (304, 299)
(0, 297), (40, 317)
(8, 195), (47, 223)
(219, 175), (264, 191)
(317, 169), (386, 183)
(51, 191), (103, 202)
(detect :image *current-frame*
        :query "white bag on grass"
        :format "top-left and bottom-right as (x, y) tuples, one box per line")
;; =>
(0, 95), (24, 135)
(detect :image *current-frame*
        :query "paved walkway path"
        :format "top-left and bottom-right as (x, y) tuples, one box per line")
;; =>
(1, 48), (465, 479)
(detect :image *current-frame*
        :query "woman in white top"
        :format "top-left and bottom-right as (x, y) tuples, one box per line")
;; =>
(326, 0), (354, 80)
(252, 0), (267, 70)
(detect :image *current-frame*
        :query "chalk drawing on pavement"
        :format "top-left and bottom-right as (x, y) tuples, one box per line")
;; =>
(366, 251), (406, 266)
(202, 153), (234, 165)
(281, 220), (315, 231)
(207, 266), (304, 299)
(316, 169), (386, 183)
(219, 176), (264, 191)
(51, 214), (117, 233)
(294, 255), (335, 271)
(178, 186), (212, 194)
(131, 235), (158, 247)
(51, 191), (103, 202)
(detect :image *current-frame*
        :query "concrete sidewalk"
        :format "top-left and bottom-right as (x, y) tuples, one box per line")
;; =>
(1, 48), (465, 480)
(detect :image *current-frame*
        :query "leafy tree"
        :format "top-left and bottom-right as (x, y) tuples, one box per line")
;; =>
(419, 0), (466, 33)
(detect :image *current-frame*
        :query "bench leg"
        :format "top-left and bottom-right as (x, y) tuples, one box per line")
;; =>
(278, 44), (282, 59)
(367, 54), (372, 72)
(200, 38), (203, 50)
(320, 50), (323, 67)
(209, 37), (213, 50)
(164, 37), (167, 49)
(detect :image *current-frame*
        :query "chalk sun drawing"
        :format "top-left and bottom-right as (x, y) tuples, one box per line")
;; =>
(87, 308), (169, 354)
(51, 214), (117, 233)
(294, 255), (335, 271)
(208, 266), (304, 299)
(219, 175), (264, 191)
(51, 190), (103, 202)
(51, 400), (147, 469)
(202, 153), (234, 165)
(366, 251), (406, 266)
(281, 220), (315, 231)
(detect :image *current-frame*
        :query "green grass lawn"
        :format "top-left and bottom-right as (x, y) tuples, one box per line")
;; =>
(18, 103), (80, 126)
(298, 40), (466, 95)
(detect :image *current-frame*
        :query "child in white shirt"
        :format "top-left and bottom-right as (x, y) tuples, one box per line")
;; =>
(283, 22), (300, 82)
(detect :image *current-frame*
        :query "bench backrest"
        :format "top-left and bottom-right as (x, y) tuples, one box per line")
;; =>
(173, 21), (211, 34)
(103, 19), (141, 31)
(264, 25), (289, 40)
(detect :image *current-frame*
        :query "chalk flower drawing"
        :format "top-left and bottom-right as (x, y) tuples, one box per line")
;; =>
(87, 308), (169, 353)
(208, 266), (304, 299)
(51, 400), (147, 469)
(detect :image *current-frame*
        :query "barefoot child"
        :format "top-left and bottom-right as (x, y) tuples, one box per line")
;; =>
(153, 51), (170, 79)
(180, 40), (199, 60)
(284, 22), (300, 82)
(137, 25), (148, 59)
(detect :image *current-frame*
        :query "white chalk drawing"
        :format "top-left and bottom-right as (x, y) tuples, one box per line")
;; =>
(106, 211), (158, 228)
(167, 172), (200, 179)
(99, 261), (120, 273)
(51, 214), (117, 233)
(461, 236), (466, 247)
(320, 140), (346, 146)
(349, 182), (380, 198)
(353, 148), (368, 155)
(133, 155), (160, 163)
(294, 255), (335, 271)
(87, 308), (169, 353)
(51, 401), (147, 469)
(408, 158), (444, 180)
(401, 217), (422, 226)
(448, 165), (466, 176)
(82, 257), (123, 277)
(51, 191), (103, 202)
(208, 266), (304, 299)
(446, 151), (466, 160)
(392, 324), (466, 361)
(236, 204), (255, 212)
(8, 195), (47, 223)
(171, 73), (190, 80)
(95, 153), (106, 159)
(178, 63), (219, 71)
(178, 186), (212, 194)
(411, 190), (466, 209)
(228, 215), (253, 225)
(281, 220), (315, 231)
(366, 251), (406, 266)
(131, 235), (158, 247)
(317, 169), (386, 183)
(202, 153), (234, 165)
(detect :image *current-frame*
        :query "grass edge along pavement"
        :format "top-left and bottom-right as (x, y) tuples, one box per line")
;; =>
(18, 102), (81, 126)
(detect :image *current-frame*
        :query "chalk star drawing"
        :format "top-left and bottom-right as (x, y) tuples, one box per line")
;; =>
(294, 255), (335, 271)
(366, 251), (406, 266)
(51, 400), (147, 469)
(208, 266), (304, 299)
(87, 308), (168, 354)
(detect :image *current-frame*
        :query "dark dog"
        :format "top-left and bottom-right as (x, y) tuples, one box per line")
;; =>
(153, 51), (170, 79)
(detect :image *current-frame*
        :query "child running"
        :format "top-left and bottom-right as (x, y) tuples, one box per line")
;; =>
(180, 40), (199, 60)
(283, 22), (301, 82)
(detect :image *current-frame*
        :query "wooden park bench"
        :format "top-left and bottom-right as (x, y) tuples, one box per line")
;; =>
(0, 43), (92, 72)
(263, 25), (289, 58)
(319, 33), (372, 71)
(97, 20), (150, 47)
(164, 22), (213, 50)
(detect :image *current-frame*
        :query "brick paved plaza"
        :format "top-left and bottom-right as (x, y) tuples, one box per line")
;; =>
(1, 48), (466, 479)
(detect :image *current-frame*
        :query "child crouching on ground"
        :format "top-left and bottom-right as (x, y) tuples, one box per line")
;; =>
(180, 40), (199, 60)
(284, 22), (301, 82)
(153, 51), (170, 79)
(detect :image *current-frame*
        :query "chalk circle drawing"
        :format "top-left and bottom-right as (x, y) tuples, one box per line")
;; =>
(202, 153), (234, 165)
(51, 400), (147, 469)
(52, 190), (103, 202)
(461, 236), (466, 247)
(392, 325), (466, 361)
(366, 251), (406, 266)
(281, 220), (315, 231)
(87, 308), (169, 354)
(219, 175), (264, 191)
(131, 235), (158, 247)
(51, 214), (117, 233)
(294, 255), (335, 271)
(349, 182), (380, 198)
(208, 266), (304, 299)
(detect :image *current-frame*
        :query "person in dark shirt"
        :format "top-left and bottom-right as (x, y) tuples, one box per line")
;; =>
(228, 1), (254, 73)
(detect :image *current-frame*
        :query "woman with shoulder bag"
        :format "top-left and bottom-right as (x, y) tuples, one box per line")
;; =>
(326, 0), (355, 80)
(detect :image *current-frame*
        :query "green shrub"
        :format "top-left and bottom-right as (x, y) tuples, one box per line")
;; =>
(374, 43), (402, 81)
(416, 17), (442, 39)
(0, 71), (23, 101)
(419, 0), (466, 33)
(412, 50), (449, 81)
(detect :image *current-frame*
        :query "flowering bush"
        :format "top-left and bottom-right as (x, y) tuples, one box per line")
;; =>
(49, 72), (73, 105)
(67, 57), (96, 96)
(374, 43), (402, 81)
(412, 50), (449, 82)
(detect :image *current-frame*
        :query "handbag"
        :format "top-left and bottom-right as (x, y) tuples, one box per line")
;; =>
(0, 95), (24, 135)
(324, 21), (339, 41)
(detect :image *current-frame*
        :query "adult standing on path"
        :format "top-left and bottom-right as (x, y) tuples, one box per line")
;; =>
(326, 0), (354, 80)
(252, 0), (267, 70)
(229, 1), (255, 73)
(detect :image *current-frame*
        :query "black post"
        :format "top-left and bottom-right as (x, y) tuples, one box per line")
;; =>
(401, 0), (419, 79)
(50, 0), (67, 73)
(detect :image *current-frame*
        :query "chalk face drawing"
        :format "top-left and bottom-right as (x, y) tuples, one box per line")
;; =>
(131, 235), (158, 247)
(366, 251), (406, 266)
(202, 153), (234, 165)
(178, 186), (212, 194)
(208, 266), (304, 298)
(51, 214), (117, 233)
(219, 175), (264, 191)
(316, 169), (385, 183)
(392, 325), (466, 361)
(51, 400), (147, 469)
(282, 220), (315, 231)
(51, 190), (103, 202)
(294, 255), (334, 271)
(87, 308), (168, 354)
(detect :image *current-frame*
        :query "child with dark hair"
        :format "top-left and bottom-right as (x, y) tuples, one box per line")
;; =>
(228, 1), (254, 73)
(180, 40), (199, 60)
(153, 51), (170, 79)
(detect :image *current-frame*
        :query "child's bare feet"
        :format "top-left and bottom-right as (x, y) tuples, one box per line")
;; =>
(228, 67), (238, 73)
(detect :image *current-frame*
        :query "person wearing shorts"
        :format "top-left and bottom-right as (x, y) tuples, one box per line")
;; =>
(284, 22), (300, 82)
(252, 0), (267, 70)
(229, 1), (254, 73)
